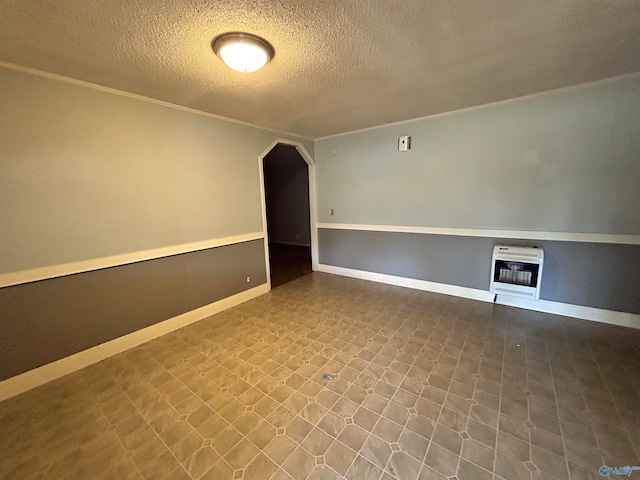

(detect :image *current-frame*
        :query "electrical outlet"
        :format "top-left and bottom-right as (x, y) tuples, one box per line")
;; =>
(330, 209), (334, 216)
(246, 276), (251, 283)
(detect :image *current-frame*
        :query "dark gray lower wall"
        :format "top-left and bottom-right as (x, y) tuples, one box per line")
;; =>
(0, 239), (266, 381)
(319, 228), (640, 314)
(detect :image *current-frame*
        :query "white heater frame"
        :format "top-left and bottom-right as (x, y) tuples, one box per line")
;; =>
(490, 245), (544, 300)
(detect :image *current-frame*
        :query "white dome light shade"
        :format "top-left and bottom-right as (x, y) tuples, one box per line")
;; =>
(219, 42), (268, 73)
(212, 33), (274, 73)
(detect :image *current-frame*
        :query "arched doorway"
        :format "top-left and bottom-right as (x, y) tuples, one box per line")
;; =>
(259, 139), (318, 289)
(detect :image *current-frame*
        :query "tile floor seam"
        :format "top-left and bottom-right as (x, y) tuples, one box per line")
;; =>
(50, 375), (147, 480)
(519, 337), (535, 480)
(589, 335), (640, 466)
(381, 305), (469, 479)
(122, 334), (283, 478)
(330, 333), (405, 477)
(526, 339), (536, 480)
(459, 313), (496, 479)
(319, 308), (417, 480)
(193, 306), (410, 480)
(543, 339), (572, 480)
(490, 315), (508, 480)
(206, 304), (404, 479)
(570, 331), (605, 472)
(560, 334), (602, 475)
(114, 367), (194, 478)
(435, 311), (474, 480)
(177, 330), (314, 473)
(209, 370), (315, 474)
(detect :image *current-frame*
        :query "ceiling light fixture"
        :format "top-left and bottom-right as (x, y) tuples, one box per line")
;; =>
(212, 32), (274, 73)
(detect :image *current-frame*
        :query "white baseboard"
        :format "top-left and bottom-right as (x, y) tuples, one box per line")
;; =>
(318, 264), (640, 329)
(0, 284), (269, 402)
(317, 264), (494, 302)
(495, 295), (640, 329)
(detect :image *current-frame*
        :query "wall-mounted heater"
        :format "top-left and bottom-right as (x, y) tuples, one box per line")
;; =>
(490, 245), (544, 300)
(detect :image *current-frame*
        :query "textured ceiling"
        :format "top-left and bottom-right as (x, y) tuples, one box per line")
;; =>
(1, 0), (640, 139)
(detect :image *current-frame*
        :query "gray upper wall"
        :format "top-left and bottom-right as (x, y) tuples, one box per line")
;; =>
(0, 66), (312, 275)
(315, 75), (640, 235)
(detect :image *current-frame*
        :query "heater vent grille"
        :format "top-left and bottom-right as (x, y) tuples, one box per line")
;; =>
(494, 286), (536, 298)
(498, 252), (540, 260)
(490, 245), (543, 301)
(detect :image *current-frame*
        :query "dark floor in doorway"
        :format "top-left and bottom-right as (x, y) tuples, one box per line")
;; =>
(269, 243), (312, 288)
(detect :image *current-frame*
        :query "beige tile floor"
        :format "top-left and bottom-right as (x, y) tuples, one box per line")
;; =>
(1, 273), (639, 480)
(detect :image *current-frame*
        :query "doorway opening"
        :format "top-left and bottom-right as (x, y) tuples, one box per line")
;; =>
(261, 141), (316, 288)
